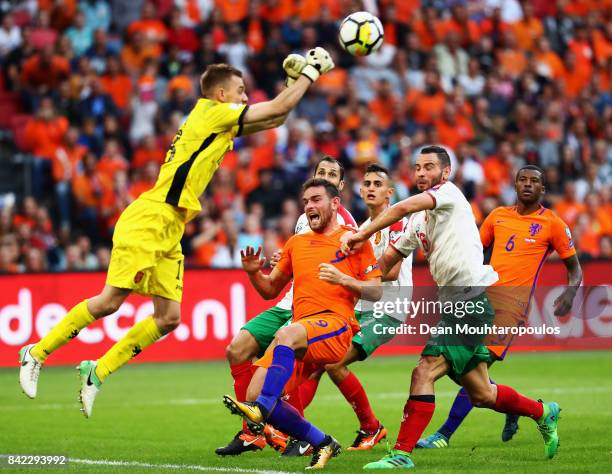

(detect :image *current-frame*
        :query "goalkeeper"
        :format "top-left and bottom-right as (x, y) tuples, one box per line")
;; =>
(18, 48), (334, 419)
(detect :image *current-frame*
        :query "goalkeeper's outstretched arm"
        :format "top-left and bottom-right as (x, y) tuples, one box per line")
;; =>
(242, 47), (334, 130)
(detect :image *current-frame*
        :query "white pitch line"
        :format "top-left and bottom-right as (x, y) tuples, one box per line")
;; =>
(3, 386), (612, 412)
(70, 457), (296, 473)
(0, 456), (296, 474)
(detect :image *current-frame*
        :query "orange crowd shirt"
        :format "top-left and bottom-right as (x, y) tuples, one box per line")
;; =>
(480, 206), (576, 291)
(276, 225), (381, 333)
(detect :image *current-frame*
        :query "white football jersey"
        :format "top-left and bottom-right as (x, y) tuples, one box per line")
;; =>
(275, 205), (357, 310)
(355, 216), (413, 320)
(392, 181), (498, 301)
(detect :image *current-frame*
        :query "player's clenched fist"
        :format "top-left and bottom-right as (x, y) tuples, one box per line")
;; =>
(340, 230), (366, 255)
(283, 53), (306, 87)
(318, 263), (347, 285)
(240, 246), (266, 274)
(301, 47), (335, 82)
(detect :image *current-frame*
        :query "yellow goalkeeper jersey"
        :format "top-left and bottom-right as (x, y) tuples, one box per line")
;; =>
(140, 98), (249, 222)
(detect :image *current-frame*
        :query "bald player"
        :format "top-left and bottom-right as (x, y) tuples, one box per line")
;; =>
(418, 165), (582, 449)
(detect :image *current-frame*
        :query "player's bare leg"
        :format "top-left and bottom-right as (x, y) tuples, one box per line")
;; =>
(365, 355), (449, 469)
(460, 362), (561, 459)
(325, 347), (387, 451)
(19, 285), (130, 399)
(78, 294), (178, 418)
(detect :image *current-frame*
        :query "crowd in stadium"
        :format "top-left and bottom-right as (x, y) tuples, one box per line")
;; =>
(0, 0), (609, 273)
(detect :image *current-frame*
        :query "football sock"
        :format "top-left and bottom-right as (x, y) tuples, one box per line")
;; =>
(439, 388), (472, 438)
(96, 316), (161, 382)
(256, 345), (295, 415)
(298, 376), (320, 410)
(31, 300), (95, 363)
(395, 395), (436, 453)
(494, 384), (544, 420)
(337, 371), (379, 432)
(230, 361), (253, 402)
(438, 378), (495, 438)
(267, 399), (326, 447)
(231, 361), (255, 432)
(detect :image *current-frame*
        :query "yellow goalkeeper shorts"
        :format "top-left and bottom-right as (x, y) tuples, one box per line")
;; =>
(106, 198), (185, 302)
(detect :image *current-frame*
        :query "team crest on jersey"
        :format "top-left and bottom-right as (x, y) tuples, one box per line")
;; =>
(364, 263), (379, 274)
(134, 271), (144, 284)
(374, 231), (382, 245)
(528, 223), (542, 236)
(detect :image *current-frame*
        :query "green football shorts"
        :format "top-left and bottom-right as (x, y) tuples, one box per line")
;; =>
(352, 310), (403, 360)
(421, 292), (495, 383)
(241, 306), (293, 357)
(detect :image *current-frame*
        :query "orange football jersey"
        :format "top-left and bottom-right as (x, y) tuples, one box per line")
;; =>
(480, 205), (576, 289)
(276, 225), (382, 333)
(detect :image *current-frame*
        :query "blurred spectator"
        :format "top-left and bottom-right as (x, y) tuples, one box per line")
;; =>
(511, 2), (543, 52)
(238, 213), (263, 250)
(99, 55), (133, 111)
(65, 10), (93, 57)
(79, 77), (118, 125)
(21, 44), (70, 100)
(166, 7), (198, 56)
(435, 31), (469, 81)
(127, 1), (167, 57)
(129, 59), (159, 142)
(120, 30), (157, 76)
(23, 97), (69, 197)
(80, 0), (111, 33)
(211, 211), (241, 268)
(24, 247), (46, 272)
(85, 29), (113, 74)
(497, 31), (527, 80)
(53, 126), (87, 228)
(97, 139), (128, 181)
(218, 25), (252, 74)
(483, 140), (513, 199)
(246, 169), (286, 221)
(435, 102), (475, 151)
(30, 10), (57, 50)
(554, 182), (586, 228)
(72, 151), (111, 242)
(368, 79), (399, 132)
(0, 234), (21, 273)
(174, 0), (213, 28)
(0, 12), (22, 58)
(130, 160), (159, 198)
(459, 58), (486, 98)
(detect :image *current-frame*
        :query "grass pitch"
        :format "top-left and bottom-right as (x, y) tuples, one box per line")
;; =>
(2, 351), (610, 473)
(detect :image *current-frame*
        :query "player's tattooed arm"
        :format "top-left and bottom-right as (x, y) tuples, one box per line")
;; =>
(381, 259), (402, 282)
(554, 254), (583, 316)
(241, 246), (291, 299)
(318, 263), (382, 301)
(342, 193), (434, 253)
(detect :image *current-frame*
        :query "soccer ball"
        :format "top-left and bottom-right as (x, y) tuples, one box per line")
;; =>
(338, 11), (384, 56)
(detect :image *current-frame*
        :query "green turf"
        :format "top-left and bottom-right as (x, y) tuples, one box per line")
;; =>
(2, 352), (611, 473)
